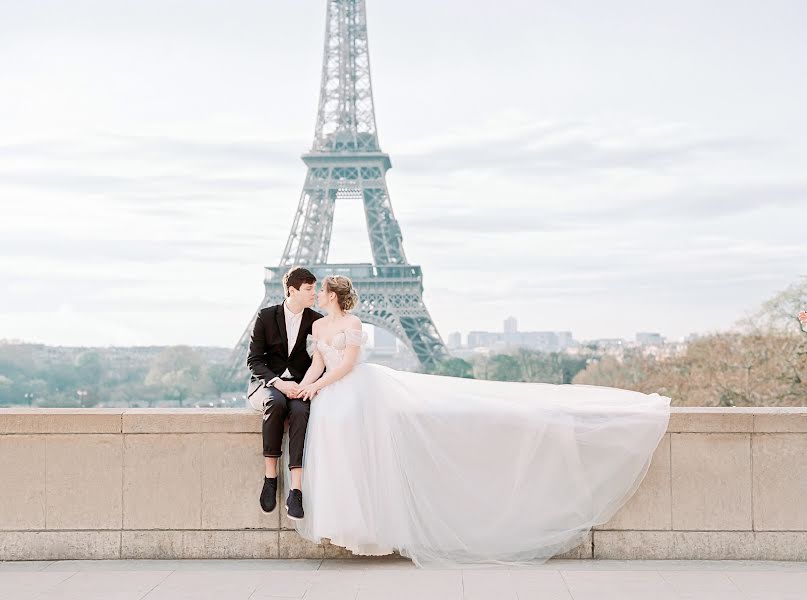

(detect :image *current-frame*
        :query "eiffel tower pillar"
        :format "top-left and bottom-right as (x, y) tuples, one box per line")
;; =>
(228, 0), (447, 382)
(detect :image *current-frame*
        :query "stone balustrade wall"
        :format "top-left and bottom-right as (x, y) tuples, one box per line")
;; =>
(1, 407), (805, 561)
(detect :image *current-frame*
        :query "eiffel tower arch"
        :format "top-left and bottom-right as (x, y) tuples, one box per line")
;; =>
(228, 0), (447, 381)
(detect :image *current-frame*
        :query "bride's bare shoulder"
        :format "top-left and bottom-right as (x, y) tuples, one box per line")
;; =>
(345, 314), (362, 329)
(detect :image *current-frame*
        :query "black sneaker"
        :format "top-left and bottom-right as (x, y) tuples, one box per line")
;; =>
(260, 477), (278, 513)
(285, 488), (304, 520)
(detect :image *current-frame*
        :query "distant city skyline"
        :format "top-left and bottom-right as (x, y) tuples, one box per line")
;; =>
(451, 315), (673, 351)
(0, 315), (705, 351)
(1, 1), (805, 347)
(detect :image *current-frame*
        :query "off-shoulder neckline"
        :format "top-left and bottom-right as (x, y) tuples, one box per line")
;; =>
(308, 330), (345, 349)
(308, 330), (363, 349)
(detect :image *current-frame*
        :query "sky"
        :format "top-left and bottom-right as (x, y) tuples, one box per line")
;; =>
(1, 0), (805, 348)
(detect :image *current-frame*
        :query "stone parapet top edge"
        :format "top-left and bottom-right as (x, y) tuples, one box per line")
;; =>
(0, 407), (805, 434)
(1, 407), (805, 414)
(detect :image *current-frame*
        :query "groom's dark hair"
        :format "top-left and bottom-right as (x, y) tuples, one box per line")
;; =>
(283, 266), (317, 297)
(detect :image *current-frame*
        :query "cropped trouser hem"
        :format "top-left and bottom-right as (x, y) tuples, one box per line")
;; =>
(261, 384), (310, 469)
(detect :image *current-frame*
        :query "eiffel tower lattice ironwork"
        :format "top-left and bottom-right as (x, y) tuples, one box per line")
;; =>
(228, 0), (447, 381)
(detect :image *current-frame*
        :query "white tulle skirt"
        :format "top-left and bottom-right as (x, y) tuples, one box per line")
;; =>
(282, 363), (671, 568)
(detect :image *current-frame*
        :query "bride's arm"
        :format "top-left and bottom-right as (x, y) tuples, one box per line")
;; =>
(299, 319), (362, 400)
(294, 320), (326, 396)
(298, 350), (325, 390)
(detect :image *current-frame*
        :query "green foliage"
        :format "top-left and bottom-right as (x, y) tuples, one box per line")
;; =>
(740, 276), (807, 335)
(432, 358), (475, 379)
(486, 354), (522, 381)
(0, 343), (225, 408)
(472, 349), (588, 384)
(2, 277), (803, 408)
(207, 363), (238, 394)
(145, 346), (216, 407)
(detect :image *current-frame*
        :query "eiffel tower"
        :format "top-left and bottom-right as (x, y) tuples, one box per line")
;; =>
(228, 0), (447, 381)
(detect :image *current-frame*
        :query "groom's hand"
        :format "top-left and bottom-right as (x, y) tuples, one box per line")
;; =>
(274, 380), (301, 398)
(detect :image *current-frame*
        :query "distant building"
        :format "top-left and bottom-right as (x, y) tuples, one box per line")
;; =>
(467, 331), (500, 348)
(636, 332), (664, 346)
(447, 332), (462, 349)
(589, 338), (625, 349)
(556, 331), (574, 348)
(467, 326), (576, 352)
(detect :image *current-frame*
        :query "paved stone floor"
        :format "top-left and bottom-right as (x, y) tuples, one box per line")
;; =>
(1, 558), (806, 599)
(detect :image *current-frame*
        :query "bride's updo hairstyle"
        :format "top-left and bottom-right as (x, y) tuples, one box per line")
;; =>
(324, 275), (359, 311)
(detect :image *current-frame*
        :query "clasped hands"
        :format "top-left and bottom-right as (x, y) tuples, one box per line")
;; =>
(272, 379), (322, 401)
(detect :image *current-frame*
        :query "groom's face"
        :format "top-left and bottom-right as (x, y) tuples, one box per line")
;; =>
(290, 282), (317, 307)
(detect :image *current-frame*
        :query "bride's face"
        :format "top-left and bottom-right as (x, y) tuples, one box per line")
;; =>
(317, 283), (335, 310)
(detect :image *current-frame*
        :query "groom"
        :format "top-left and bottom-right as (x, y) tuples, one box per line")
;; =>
(246, 266), (323, 520)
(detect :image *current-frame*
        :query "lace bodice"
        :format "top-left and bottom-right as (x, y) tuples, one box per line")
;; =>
(306, 330), (369, 370)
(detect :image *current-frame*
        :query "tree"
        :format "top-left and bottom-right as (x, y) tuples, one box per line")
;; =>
(486, 354), (522, 382)
(207, 363), (240, 394)
(71, 350), (108, 407)
(0, 374), (12, 405)
(109, 381), (165, 408)
(513, 348), (588, 384)
(740, 276), (807, 335)
(25, 378), (50, 407)
(732, 277), (807, 405)
(75, 351), (106, 385)
(571, 277), (807, 407)
(145, 346), (215, 407)
(573, 353), (660, 390)
(433, 358), (475, 379)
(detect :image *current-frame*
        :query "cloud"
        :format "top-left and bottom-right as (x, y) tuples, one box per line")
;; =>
(0, 133), (303, 203)
(399, 181), (807, 235)
(0, 237), (265, 265)
(0, 168), (293, 195)
(97, 133), (303, 166)
(394, 119), (768, 176)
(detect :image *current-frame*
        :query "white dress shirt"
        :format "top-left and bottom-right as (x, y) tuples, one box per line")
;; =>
(269, 300), (303, 387)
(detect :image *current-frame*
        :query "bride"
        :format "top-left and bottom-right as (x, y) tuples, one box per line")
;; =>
(281, 275), (671, 567)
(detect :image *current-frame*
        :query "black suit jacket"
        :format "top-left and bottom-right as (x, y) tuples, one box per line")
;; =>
(246, 304), (324, 388)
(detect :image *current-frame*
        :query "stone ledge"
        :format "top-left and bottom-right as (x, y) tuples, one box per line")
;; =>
(2, 407), (806, 434)
(593, 530), (807, 561)
(0, 530), (592, 561)
(1, 407), (806, 561)
(9, 529), (806, 561)
(0, 409), (125, 434)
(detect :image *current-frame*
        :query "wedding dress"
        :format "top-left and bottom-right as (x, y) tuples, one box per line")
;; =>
(283, 328), (671, 567)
